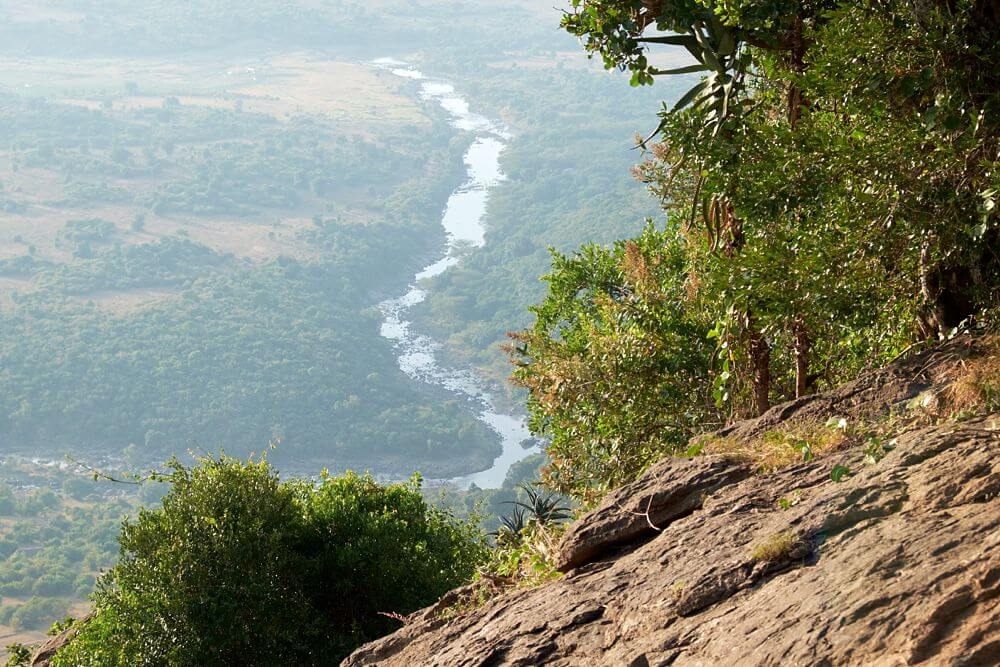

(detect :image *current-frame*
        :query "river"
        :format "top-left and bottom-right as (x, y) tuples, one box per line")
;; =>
(372, 59), (537, 489)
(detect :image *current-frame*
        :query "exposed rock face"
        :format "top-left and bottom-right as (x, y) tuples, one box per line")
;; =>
(30, 614), (91, 667)
(556, 456), (753, 572)
(344, 339), (999, 666)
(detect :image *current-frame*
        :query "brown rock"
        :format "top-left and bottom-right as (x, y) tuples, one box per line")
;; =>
(30, 614), (91, 667)
(556, 455), (752, 572)
(344, 339), (1000, 666)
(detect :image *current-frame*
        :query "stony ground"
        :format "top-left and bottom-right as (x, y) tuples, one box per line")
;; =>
(344, 337), (999, 666)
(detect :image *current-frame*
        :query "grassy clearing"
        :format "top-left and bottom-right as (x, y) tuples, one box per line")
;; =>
(0, 54), (427, 131)
(69, 287), (179, 315)
(235, 54), (428, 126)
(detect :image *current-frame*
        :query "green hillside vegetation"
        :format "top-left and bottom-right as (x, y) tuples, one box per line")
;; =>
(3, 0), (998, 663)
(0, 70), (503, 476)
(0, 462), (141, 653)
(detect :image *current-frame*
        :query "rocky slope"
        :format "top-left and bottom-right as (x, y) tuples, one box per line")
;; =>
(344, 336), (999, 666)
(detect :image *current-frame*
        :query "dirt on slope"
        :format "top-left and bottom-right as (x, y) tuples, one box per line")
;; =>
(343, 336), (999, 666)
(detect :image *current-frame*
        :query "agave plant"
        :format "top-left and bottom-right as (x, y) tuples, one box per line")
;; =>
(492, 505), (528, 538)
(564, 1), (749, 143)
(510, 484), (573, 524)
(493, 483), (573, 539)
(639, 17), (746, 140)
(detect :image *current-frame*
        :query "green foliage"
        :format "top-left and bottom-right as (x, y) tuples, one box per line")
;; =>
(4, 643), (31, 667)
(749, 530), (803, 562)
(830, 464), (851, 482)
(514, 0), (999, 503)
(502, 484), (572, 526)
(510, 224), (712, 501)
(495, 483), (572, 539)
(487, 522), (564, 588)
(54, 456), (487, 665)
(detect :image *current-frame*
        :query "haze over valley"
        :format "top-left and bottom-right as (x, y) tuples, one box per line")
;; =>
(0, 0), (684, 648)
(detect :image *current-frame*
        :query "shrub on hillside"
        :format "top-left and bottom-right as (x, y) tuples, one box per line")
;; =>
(54, 456), (487, 665)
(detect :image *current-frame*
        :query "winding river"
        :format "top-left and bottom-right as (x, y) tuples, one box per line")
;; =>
(372, 59), (537, 489)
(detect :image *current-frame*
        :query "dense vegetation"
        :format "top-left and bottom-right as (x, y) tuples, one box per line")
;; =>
(509, 0), (999, 500)
(0, 462), (144, 649)
(49, 456), (485, 665)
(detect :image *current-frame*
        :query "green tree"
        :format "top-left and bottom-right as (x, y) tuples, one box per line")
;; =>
(509, 224), (711, 501)
(510, 0), (998, 503)
(54, 456), (486, 666)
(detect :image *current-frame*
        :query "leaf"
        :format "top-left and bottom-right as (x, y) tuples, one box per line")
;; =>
(685, 442), (705, 457)
(651, 64), (710, 75)
(637, 34), (699, 48)
(717, 29), (736, 57)
(672, 80), (710, 112)
(699, 46), (723, 73)
(830, 465), (851, 482)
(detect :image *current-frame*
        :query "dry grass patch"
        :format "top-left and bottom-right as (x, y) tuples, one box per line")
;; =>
(750, 531), (804, 562)
(699, 421), (848, 473)
(945, 337), (1000, 415)
(234, 55), (428, 127)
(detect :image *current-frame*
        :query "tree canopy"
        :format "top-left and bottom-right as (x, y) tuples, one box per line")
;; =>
(510, 0), (999, 500)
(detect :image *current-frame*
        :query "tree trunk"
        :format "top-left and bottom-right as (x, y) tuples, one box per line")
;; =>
(793, 316), (810, 398)
(746, 315), (771, 416)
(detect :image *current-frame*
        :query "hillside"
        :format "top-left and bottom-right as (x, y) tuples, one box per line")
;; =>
(343, 336), (999, 666)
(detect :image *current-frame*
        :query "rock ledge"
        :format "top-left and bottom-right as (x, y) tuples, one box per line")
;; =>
(345, 338), (999, 666)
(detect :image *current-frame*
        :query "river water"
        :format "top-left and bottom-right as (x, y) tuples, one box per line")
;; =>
(372, 59), (537, 489)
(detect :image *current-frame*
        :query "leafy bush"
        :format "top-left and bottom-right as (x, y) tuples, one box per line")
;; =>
(509, 224), (712, 501)
(54, 456), (487, 665)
